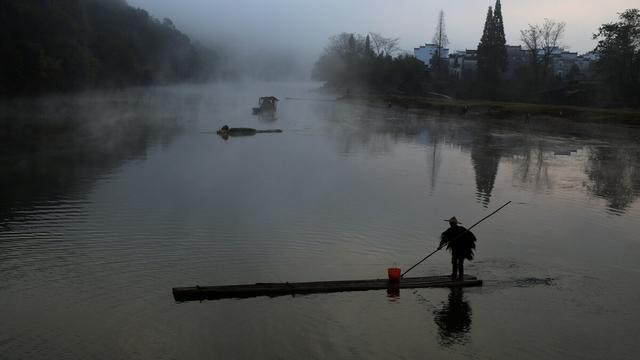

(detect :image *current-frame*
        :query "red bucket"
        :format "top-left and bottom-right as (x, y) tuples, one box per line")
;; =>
(388, 267), (401, 283)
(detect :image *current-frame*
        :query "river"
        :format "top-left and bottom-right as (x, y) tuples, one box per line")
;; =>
(1, 82), (639, 359)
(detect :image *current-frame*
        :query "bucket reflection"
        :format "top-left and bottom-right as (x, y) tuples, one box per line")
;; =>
(386, 286), (400, 301)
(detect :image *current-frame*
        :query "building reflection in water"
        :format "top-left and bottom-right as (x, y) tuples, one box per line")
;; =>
(433, 288), (472, 346)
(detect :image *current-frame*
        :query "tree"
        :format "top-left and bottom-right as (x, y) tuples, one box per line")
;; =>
(312, 33), (356, 85)
(477, 6), (496, 81)
(593, 8), (640, 105)
(519, 18), (566, 88)
(540, 19), (566, 80)
(368, 32), (400, 56)
(364, 35), (374, 57)
(477, 0), (508, 85)
(0, 0), (216, 96)
(520, 23), (542, 86)
(348, 34), (357, 54)
(493, 0), (507, 71)
(312, 32), (428, 94)
(432, 10), (449, 59)
(431, 10), (449, 75)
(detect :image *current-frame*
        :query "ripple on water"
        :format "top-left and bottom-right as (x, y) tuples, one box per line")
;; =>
(3, 84), (640, 360)
(512, 277), (556, 288)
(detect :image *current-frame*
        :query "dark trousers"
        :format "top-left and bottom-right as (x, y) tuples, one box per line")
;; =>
(451, 256), (464, 279)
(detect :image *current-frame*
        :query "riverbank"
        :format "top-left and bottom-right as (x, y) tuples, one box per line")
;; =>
(346, 95), (640, 123)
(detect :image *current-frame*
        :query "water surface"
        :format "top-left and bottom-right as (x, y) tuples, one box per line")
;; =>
(1, 83), (640, 359)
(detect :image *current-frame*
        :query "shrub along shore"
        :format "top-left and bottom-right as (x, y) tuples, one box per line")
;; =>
(342, 95), (640, 123)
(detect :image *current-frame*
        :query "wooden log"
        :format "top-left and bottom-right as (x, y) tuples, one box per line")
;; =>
(172, 275), (482, 302)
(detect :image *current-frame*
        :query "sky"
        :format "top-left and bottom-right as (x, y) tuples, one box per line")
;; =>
(128, 0), (637, 56)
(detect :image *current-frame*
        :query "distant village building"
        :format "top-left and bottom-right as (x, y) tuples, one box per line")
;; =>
(552, 51), (579, 81)
(554, 51), (599, 81)
(422, 42), (599, 82)
(503, 45), (528, 79)
(414, 44), (449, 68)
(448, 50), (477, 80)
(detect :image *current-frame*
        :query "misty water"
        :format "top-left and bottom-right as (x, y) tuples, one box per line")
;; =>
(1, 82), (640, 359)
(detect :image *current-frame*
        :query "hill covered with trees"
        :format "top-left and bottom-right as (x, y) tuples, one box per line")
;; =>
(0, 0), (217, 96)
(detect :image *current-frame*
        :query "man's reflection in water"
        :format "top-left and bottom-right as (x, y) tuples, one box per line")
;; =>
(433, 288), (472, 346)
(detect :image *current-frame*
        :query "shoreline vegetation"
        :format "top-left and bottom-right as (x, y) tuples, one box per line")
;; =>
(2, 0), (637, 117)
(313, 4), (639, 110)
(339, 94), (640, 123)
(0, 0), (217, 97)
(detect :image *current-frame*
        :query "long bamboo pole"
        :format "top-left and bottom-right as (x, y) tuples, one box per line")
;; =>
(401, 201), (512, 278)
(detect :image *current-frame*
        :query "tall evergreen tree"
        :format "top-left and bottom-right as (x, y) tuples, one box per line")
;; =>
(348, 34), (357, 54)
(493, 0), (507, 71)
(477, 6), (496, 81)
(364, 34), (374, 57)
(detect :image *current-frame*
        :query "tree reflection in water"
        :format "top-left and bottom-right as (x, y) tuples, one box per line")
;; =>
(323, 105), (640, 214)
(512, 143), (551, 192)
(433, 288), (472, 346)
(470, 132), (502, 207)
(586, 146), (640, 214)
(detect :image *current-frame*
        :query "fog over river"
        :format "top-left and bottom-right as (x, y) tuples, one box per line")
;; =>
(1, 82), (639, 359)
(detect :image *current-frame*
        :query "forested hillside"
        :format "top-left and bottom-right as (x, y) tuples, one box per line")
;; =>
(0, 0), (216, 96)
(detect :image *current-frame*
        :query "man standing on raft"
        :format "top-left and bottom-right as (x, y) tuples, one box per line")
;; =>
(440, 217), (477, 280)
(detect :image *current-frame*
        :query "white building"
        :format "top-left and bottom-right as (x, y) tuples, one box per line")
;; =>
(449, 50), (477, 80)
(442, 44), (599, 81)
(553, 51), (600, 80)
(414, 44), (449, 68)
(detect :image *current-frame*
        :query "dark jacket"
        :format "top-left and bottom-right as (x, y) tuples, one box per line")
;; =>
(440, 225), (477, 260)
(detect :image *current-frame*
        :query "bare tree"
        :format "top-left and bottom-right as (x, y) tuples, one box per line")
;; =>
(430, 10), (449, 76)
(368, 32), (400, 56)
(432, 10), (449, 58)
(540, 18), (566, 78)
(520, 24), (542, 86)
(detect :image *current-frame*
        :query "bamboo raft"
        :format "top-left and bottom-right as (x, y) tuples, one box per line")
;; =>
(172, 275), (482, 302)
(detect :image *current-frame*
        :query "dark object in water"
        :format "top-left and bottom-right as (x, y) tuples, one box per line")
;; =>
(172, 275), (482, 302)
(252, 96), (279, 114)
(216, 125), (282, 139)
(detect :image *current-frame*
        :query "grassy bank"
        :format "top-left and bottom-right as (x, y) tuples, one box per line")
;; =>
(351, 95), (640, 123)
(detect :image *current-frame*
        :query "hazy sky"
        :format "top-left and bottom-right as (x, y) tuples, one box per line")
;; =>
(129, 0), (637, 55)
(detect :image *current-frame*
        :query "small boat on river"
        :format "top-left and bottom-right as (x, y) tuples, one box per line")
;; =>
(216, 125), (282, 139)
(172, 275), (482, 302)
(252, 96), (279, 115)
